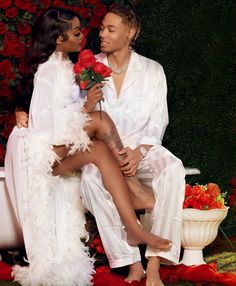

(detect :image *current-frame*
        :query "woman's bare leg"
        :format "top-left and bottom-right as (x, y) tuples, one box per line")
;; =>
(85, 111), (126, 164)
(52, 141), (171, 250)
(86, 112), (155, 209)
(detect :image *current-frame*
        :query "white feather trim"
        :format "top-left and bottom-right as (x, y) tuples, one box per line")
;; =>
(12, 54), (94, 286)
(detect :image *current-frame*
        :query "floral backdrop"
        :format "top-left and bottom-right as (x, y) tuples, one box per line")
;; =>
(0, 0), (139, 164)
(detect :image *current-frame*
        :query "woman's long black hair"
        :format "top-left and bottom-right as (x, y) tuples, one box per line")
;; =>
(15, 7), (79, 112)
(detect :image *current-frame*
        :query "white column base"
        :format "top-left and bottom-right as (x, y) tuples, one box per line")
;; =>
(180, 248), (206, 266)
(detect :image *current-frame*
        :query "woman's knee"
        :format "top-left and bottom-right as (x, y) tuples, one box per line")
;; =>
(91, 111), (111, 123)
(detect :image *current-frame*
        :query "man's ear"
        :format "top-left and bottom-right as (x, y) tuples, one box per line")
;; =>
(128, 27), (136, 41)
(56, 35), (63, 45)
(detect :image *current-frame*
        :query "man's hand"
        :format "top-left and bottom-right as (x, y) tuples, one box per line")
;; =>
(83, 83), (104, 113)
(15, 110), (28, 128)
(119, 147), (143, 176)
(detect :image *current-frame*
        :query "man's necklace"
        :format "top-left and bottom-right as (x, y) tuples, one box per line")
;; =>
(108, 54), (131, 75)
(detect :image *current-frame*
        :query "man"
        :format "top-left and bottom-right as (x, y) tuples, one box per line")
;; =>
(15, 5), (185, 286)
(81, 5), (186, 286)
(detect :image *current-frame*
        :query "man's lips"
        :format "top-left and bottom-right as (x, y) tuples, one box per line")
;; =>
(100, 41), (109, 46)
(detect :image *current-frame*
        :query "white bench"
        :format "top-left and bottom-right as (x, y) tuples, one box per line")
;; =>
(0, 167), (24, 250)
(0, 166), (200, 250)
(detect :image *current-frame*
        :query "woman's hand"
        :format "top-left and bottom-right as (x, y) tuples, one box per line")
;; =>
(84, 83), (104, 113)
(119, 147), (143, 177)
(15, 110), (29, 128)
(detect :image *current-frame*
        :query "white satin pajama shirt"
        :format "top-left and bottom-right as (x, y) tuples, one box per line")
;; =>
(80, 52), (186, 267)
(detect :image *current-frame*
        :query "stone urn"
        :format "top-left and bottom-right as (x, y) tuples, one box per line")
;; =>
(180, 207), (229, 265)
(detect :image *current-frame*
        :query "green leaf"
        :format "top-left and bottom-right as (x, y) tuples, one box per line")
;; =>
(9, 25), (16, 31)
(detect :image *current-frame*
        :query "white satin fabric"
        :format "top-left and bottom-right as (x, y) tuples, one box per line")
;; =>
(80, 52), (186, 267)
(5, 53), (94, 286)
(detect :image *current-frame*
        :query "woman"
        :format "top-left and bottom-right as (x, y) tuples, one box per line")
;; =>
(5, 7), (171, 286)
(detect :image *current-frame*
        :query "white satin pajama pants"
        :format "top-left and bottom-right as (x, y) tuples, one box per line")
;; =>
(80, 145), (186, 268)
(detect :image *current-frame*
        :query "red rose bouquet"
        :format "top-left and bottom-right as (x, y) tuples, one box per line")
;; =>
(183, 183), (226, 210)
(73, 49), (112, 90)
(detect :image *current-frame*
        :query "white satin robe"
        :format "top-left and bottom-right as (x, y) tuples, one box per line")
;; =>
(5, 53), (94, 286)
(80, 52), (186, 267)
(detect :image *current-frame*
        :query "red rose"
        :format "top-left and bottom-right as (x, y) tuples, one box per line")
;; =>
(52, 0), (68, 8)
(183, 197), (195, 208)
(15, 0), (36, 12)
(0, 144), (5, 162)
(41, 0), (50, 9)
(93, 62), (112, 78)
(19, 60), (27, 74)
(0, 22), (8, 35)
(0, 59), (13, 77)
(6, 7), (18, 18)
(210, 201), (225, 209)
(0, 0), (12, 9)
(17, 23), (31, 35)
(207, 183), (221, 198)
(73, 63), (85, 74)
(96, 245), (105, 254)
(192, 185), (202, 196)
(185, 184), (192, 197)
(6, 71), (16, 81)
(95, 4), (107, 17)
(85, 0), (101, 4)
(192, 201), (203, 210)
(4, 32), (18, 44)
(3, 40), (27, 59)
(0, 80), (11, 97)
(89, 16), (102, 28)
(198, 191), (212, 209)
(75, 7), (91, 19)
(79, 80), (89, 90)
(78, 49), (96, 68)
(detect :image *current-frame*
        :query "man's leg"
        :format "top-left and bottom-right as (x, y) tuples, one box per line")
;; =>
(136, 145), (186, 286)
(80, 163), (143, 279)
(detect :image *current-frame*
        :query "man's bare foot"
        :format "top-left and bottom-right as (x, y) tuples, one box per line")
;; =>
(124, 261), (145, 283)
(126, 177), (155, 210)
(126, 227), (172, 250)
(146, 257), (164, 286)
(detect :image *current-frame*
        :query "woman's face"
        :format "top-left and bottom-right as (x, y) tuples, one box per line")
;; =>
(99, 12), (131, 53)
(56, 17), (84, 53)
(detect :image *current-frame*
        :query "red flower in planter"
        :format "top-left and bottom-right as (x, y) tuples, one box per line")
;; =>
(183, 184), (226, 210)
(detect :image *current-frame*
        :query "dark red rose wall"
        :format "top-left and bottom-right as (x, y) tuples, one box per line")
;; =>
(0, 0), (111, 165)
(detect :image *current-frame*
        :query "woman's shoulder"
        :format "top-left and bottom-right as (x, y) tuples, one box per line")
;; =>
(36, 53), (70, 81)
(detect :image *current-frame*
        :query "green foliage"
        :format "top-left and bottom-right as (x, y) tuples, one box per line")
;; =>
(134, 0), (236, 235)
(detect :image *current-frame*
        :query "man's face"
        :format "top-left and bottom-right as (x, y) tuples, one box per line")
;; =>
(99, 12), (130, 53)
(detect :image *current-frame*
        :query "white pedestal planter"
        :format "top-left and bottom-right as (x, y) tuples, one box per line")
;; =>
(180, 207), (229, 266)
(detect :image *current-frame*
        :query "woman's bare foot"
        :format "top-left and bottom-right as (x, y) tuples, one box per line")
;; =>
(146, 257), (164, 286)
(124, 261), (145, 283)
(125, 177), (155, 210)
(127, 227), (172, 250)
